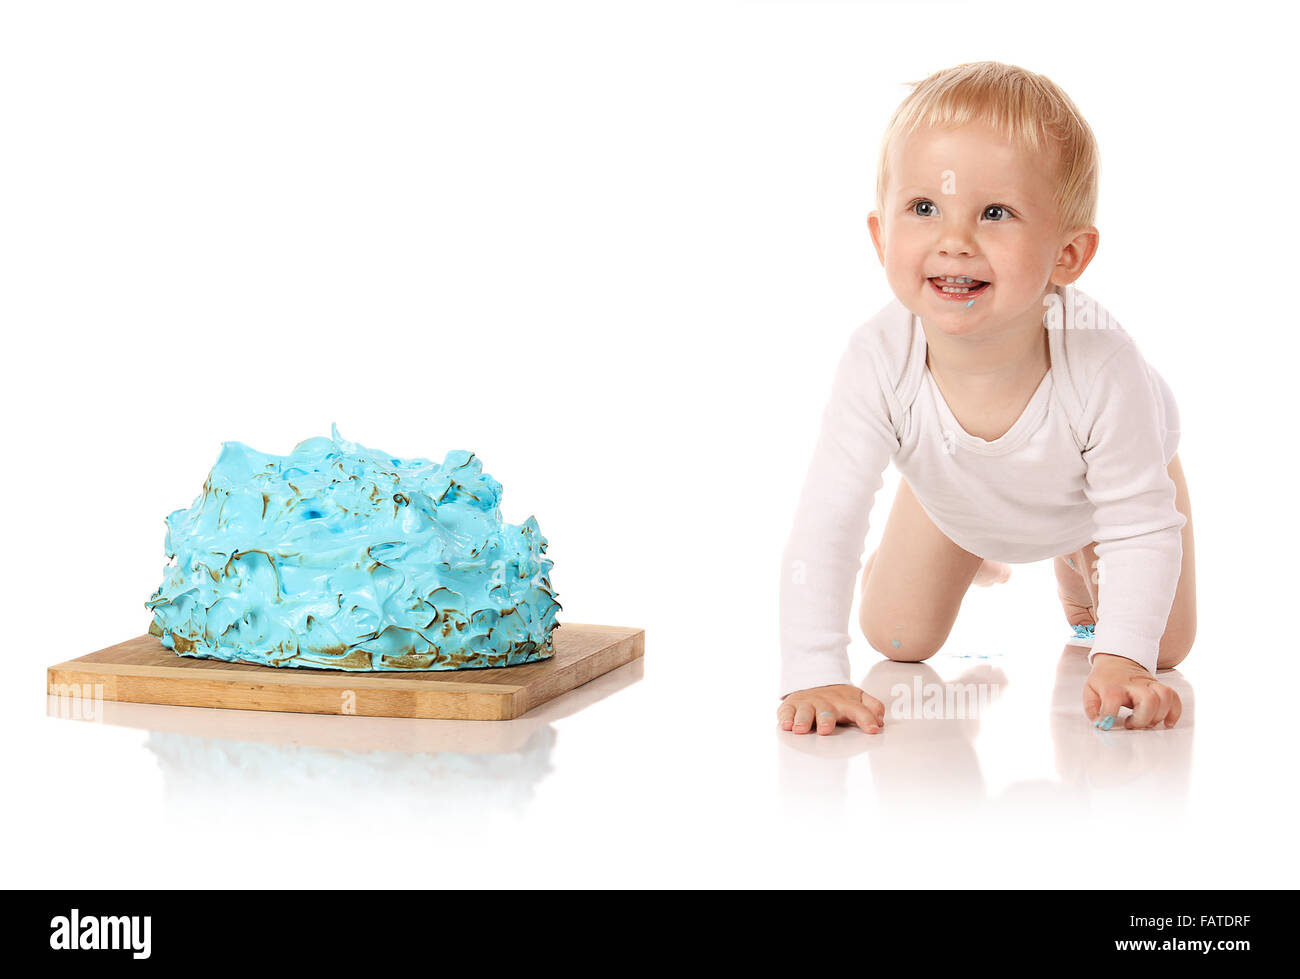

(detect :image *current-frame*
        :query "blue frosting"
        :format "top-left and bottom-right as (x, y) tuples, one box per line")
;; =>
(145, 426), (561, 671)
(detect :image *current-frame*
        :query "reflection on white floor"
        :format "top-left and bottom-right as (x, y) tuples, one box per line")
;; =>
(31, 620), (1295, 888)
(142, 727), (559, 820)
(47, 658), (643, 825)
(777, 645), (1194, 825)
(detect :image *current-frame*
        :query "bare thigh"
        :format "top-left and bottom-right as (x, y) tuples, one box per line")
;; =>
(1054, 453), (1197, 669)
(857, 478), (985, 662)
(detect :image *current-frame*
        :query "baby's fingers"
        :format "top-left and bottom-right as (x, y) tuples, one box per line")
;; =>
(846, 702), (881, 735)
(1082, 681), (1102, 722)
(1163, 691), (1183, 728)
(1093, 684), (1128, 730)
(1127, 682), (1177, 729)
(862, 691), (886, 720)
(778, 689), (881, 736)
(776, 701), (797, 732)
(1126, 685), (1160, 728)
(791, 702), (817, 734)
(815, 705), (837, 736)
(857, 692), (884, 734)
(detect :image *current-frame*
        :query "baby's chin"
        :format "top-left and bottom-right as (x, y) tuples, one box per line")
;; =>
(918, 310), (988, 338)
(899, 287), (991, 336)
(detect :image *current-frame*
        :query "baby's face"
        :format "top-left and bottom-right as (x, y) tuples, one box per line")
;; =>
(869, 121), (1090, 336)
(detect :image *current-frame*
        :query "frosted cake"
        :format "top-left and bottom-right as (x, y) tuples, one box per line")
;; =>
(145, 426), (561, 671)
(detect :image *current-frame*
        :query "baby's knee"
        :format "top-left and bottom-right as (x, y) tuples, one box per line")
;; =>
(1156, 623), (1196, 670)
(861, 618), (945, 662)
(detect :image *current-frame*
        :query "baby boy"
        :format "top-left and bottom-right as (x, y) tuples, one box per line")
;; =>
(777, 61), (1196, 735)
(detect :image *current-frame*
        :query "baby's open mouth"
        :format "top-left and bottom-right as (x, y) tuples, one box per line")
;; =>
(928, 275), (990, 301)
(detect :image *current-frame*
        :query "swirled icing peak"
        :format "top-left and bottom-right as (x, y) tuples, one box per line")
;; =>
(145, 426), (561, 671)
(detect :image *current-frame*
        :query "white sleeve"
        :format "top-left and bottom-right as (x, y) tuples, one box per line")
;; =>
(779, 331), (898, 697)
(1079, 340), (1185, 675)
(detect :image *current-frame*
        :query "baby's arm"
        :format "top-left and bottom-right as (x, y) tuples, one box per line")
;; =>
(1078, 339), (1186, 726)
(778, 326), (899, 732)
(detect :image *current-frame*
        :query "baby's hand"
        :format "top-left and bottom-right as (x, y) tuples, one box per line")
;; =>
(1083, 653), (1182, 730)
(777, 684), (885, 735)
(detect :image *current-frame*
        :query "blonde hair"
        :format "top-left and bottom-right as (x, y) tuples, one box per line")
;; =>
(875, 61), (1099, 235)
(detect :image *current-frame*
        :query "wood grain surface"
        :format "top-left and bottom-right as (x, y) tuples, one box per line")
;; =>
(47, 623), (644, 720)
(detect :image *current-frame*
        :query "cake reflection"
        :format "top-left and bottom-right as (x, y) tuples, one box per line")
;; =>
(49, 657), (642, 819)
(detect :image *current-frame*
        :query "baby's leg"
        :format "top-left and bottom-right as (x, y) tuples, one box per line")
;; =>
(1054, 541), (1100, 626)
(858, 478), (999, 662)
(1056, 453), (1197, 669)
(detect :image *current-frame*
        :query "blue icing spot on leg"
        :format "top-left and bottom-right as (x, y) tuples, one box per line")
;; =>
(891, 639), (901, 648)
(145, 427), (561, 672)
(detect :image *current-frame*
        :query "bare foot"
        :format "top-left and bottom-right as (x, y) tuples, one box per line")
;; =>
(972, 559), (1012, 587)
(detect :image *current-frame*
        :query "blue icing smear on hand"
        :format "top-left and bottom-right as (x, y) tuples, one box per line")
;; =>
(145, 426), (561, 671)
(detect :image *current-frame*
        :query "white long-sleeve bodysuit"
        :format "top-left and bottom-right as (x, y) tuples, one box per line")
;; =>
(779, 284), (1185, 696)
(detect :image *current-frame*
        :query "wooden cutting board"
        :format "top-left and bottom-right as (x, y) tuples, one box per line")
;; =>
(47, 623), (643, 721)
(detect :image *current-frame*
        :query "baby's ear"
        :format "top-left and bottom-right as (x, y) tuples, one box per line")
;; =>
(1052, 225), (1100, 285)
(867, 211), (887, 265)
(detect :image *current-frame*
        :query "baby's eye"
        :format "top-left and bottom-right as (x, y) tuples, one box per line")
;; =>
(911, 200), (937, 217)
(983, 204), (1009, 221)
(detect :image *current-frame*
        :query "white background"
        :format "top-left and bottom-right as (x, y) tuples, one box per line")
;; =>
(3, 0), (1297, 888)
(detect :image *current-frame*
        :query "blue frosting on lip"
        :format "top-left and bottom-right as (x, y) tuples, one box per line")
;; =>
(145, 426), (561, 671)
